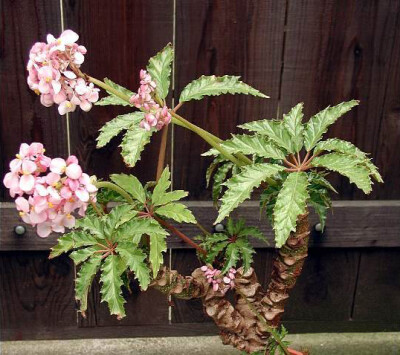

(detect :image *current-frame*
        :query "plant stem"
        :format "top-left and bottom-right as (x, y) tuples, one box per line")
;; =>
(235, 288), (290, 355)
(156, 125), (169, 181)
(90, 199), (104, 216)
(95, 181), (135, 204)
(88, 76), (132, 103)
(154, 216), (207, 255)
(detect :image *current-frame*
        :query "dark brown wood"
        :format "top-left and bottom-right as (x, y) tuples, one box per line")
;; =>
(280, 0), (400, 199)
(352, 249), (400, 322)
(0, 252), (76, 339)
(2, 201), (400, 251)
(0, 0), (68, 201)
(173, 0), (287, 198)
(63, 0), (173, 184)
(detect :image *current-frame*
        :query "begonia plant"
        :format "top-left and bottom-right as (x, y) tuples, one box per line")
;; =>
(3, 30), (383, 355)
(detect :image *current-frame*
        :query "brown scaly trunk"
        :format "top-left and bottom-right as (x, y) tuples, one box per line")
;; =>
(151, 210), (310, 354)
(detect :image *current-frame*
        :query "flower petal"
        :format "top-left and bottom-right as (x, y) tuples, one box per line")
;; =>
(19, 174), (35, 192)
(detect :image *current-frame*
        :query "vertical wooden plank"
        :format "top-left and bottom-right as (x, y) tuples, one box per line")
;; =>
(63, 0), (173, 183)
(280, 0), (400, 199)
(0, 252), (76, 340)
(0, 0), (67, 201)
(173, 0), (287, 199)
(352, 249), (400, 322)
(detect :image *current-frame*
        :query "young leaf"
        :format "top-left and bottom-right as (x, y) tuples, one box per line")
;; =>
(152, 190), (188, 207)
(75, 254), (103, 314)
(314, 138), (383, 182)
(151, 167), (171, 205)
(49, 231), (98, 259)
(100, 255), (126, 319)
(110, 173), (146, 203)
(147, 43), (174, 100)
(222, 134), (286, 160)
(235, 239), (254, 272)
(273, 172), (309, 247)
(104, 204), (134, 238)
(155, 202), (197, 224)
(283, 103), (304, 153)
(95, 78), (134, 107)
(115, 218), (169, 244)
(212, 162), (233, 205)
(239, 120), (292, 152)
(70, 247), (99, 265)
(77, 215), (105, 239)
(311, 153), (372, 194)
(206, 157), (221, 187)
(221, 243), (240, 273)
(303, 100), (359, 151)
(309, 189), (330, 231)
(120, 126), (154, 167)
(215, 163), (285, 224)
(116, 243), (151, 290)
(149, 232), (167, 277)
(97, 112), (144, 148)
(179, 75), (268, 103)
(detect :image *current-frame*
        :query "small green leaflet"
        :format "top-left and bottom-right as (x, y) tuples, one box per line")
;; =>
(147, 43), (174, 100)
(313, 138), (383, 182)
(100, 255), (127, 319)
(311, 153), (372, 194)
(239, 120), (292, 153)
(273, 172), (309, 247)
(234, 239), (254, 272)
(149, 232), (167, 278)
(75, 254), (103, 314)
(104, 204), (134, 238)
(155, 202), (197, 224)
(115, 217), (169, 244)
(95, 78), (134, 107)
(49, 231), (98, 258)
(283, 103), (304, 153)
(116, 243), (151, 290)
(110, 173), (146, 203)
(152, 190), (188, 207)
(212, 162), (233, 205)
(120, 126), (154, 167)
(215, 163), (285, 224)
(97, 112), (144, 148)
(76, 215), (105, 238)
(303, 100), (359, 151)
(152, 167), (171, 205)
(70, 247), (99, 265)
(222, 134), (286, 160)
(221, 243), (240, 273)
(179, 75), (269, 103)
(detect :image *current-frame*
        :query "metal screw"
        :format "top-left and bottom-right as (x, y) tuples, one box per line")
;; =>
(314, 223), (323, 232)
(14, 225), (27, 236)
(214, 223), (225, 233)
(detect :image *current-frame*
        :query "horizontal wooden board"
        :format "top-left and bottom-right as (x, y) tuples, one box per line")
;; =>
(1, 201), (399, 251)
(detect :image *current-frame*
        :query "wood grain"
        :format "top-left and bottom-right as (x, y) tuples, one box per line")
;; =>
(0, 252), (76, 340)
(280, 0), (400, 199)
(173, 0), (286, 198)
(0, 0), (68, 201)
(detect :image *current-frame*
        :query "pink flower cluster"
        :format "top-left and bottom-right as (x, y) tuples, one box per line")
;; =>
(27, 30), (99, 115)
(3, 143), (97, 238)
(129, 70), (171, 131)
(201, 265), (237, 294)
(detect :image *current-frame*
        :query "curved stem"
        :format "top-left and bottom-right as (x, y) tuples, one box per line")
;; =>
(90, 199), (104, 216)
(156, 125), (169, 180)
(88, 76), (131, 103)
(95, 181), (135, 205)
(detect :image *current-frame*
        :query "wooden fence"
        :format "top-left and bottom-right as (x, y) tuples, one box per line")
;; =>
(1, 0), (400, 340)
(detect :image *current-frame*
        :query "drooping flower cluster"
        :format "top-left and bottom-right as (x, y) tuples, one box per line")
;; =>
(3, 143), (97, 238)
(27, 30), (99, 115)
(201, 265), (237, 294)
(129, 70), (171, 131)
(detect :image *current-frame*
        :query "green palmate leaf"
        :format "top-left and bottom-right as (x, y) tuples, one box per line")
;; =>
(97, 112), (144, 148)
(110, 173), (146, 203)
(273, 172), (309, 247)
(216, 163), (285, 224)
(260, 184), (281, 224)
(152, 190), (188, 207)
(95, 78), (134, 107)
(70, 247), (99, 265)
(120, 126), (154, 167)
(147, 43), (174, 100)
(311, 153), (372, 194)
(206, 157), (222, 187)
(283, 103), (304, 153)
(104, 204), (134, 238)
(204, 241), (229, 264)
(309, 188), (331, 231)
(151, 167), (171, 205)
(155, 202), (197, 224)
(303, 100), (359, 151)
(212, 162), (233, 205)
(116, 243), (151, 290)
(314, 138), (383, 182)
(179, 75), (268, 103)
(222, 134), (286, 160)
(237, 226), (266, 242)
(239, 120), (292, 152)
(202, 147), (224, 157)
(149, 232), (167, 277)
(49, 231), (98, 258)
(221, 243), (240, 273)
(77, 215), (105, 239)
(75, 254), (103, 314)
(235, 239), (254, 272)
(115, 217), (169, 244)
(100, 255), (127, 319)
(308, 171), (338, 193)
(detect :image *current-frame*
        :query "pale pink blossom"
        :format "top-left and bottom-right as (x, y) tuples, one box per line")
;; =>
(201, 266), (237, 294)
